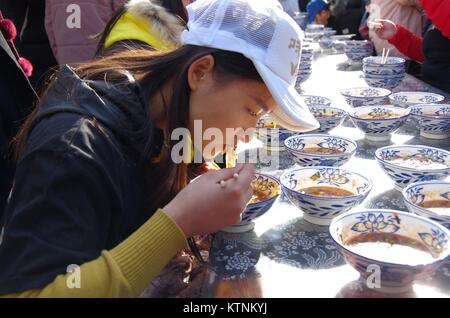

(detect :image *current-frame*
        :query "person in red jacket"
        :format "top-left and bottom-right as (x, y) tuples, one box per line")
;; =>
(373, 0), (450, 92)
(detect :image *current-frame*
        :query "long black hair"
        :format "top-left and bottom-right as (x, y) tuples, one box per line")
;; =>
(15, 44), (262, 261)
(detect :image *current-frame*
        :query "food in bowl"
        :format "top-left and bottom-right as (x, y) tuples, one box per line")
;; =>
(389, 91), (445, 107)
(284, 134), (357, 167)
(299, 186), (354, 197)
(409, 104), (450, 139)
(418, 200), (450, 214)
(341, 87), (391, 107)
(309, 106), (347, 133)
(350, 106), (410, 141)
(386, 156), (448, 170)
(330, 209), (450, 293)
(375, 145), (450, 190)
(301, 147), (344, 155)
(221, 173), (280, 233)
(280, 167), (372, 225)
(345, 232), (439, 264)
(403, 181), (450, 226)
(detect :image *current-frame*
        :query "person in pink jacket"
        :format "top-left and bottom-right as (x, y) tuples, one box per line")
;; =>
(45, 0), (128, 65)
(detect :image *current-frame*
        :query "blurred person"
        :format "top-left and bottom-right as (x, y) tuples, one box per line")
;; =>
(307, 0), (331, 25)
(44, 0), (128, 65)
(373, 0), (450, 92)
(330, 0), (365, 39)
(96, 0), (190, 55)
(368, 0), (423, 58)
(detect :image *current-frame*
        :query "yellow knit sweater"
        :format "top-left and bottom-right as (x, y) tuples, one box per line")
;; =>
(1, 209), (187, 298)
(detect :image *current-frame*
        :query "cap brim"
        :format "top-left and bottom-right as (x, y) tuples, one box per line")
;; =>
(253, 61), (320, 132)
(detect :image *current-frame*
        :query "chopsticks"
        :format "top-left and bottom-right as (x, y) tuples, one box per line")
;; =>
(381, 47), (391, 64)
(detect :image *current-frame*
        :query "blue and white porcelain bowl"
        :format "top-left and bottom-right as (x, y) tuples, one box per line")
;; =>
(305, 24), (325, 41)
(330, 209), (450, 293)
(409, 104), (450, 139)
(341, 87), (392, 107)
(319, 37), (334, 50)
(403, 181), (450, 227)
(256, 116), (295, 152)
(375, 145), (450, 190)
(350, 105), (410, 141)
(296, 72), (312, 88)
(309, 105), (347, 133)
(284, 134), (357, 167)
(402, 180), (450, 228)
(344, 40), (374, 62)
(280, 167), (372, 225)
(389, 91), (445, 108)
(363, 73), (405, 90)
(363, 56), (406, 76)
(221, 173), (280, 233)
(300, 95), (332, 107)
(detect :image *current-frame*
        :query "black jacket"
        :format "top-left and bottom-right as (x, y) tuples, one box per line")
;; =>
(0, 65), (163, 294)
(422, 28), (450, 93)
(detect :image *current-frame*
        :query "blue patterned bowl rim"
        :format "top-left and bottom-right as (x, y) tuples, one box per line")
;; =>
(408, 104), (450, 119)
(329, 209), (450, 266)
(300, 95), (332, 105)
(363, 56), (406, 65)
(280, 166), (373, 201)
(284, 134), (358, 156)
(350, 105), (410, 121)
(389, 92), (445, 103)
(309, 105), (348, 118)
(402, 180), (450, 219)
(340, 87), (392, 99)
(375, 145), (450, 173)
(247, 172), (281, 207)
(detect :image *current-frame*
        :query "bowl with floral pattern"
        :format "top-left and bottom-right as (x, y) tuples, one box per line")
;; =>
(221, 173), (280, 233)
(403, 180), (450, 227)
(284, 134), (357, 167)
(280, 167), (372, 225)
(389, 92), (445, 108)
(363, 56), (406, 76)
(409, 104), (450, 139)
(363, 73), (405, 90)
(341, 87), (392, 107)
(350, 105), (410, 141)
(344, 40), (374, 63)
(330, 209), (450, 293)
(300, 95), (332, 107)
(309, 105), (347, 133)
(256, 115), (296, 152)
(375, 145), (450, 191)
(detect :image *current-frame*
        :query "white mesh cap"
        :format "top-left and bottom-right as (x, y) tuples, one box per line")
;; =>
(181, 0), (320, 132)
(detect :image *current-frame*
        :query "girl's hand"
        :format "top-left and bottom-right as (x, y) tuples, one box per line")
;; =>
(164, 164), (255, 237)
(373, 19), (398, 41)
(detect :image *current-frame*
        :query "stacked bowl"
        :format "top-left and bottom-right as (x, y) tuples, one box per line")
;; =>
(304, 24), (325, 42)
(344, 40), (374, 64)
(362, 56), (406, 89)
(296, 45), (314, 88)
